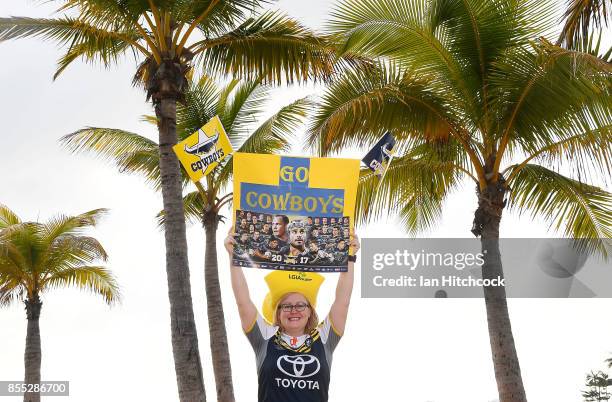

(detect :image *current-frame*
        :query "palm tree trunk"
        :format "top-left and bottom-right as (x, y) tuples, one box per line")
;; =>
(203, 212), (235, 402)
(473, 178), (527, 402)
(23, 297), (42, 402)
(156, 92), (206, 402)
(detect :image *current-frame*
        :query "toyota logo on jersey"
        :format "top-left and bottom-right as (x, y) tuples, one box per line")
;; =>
(277, 354), (321, 378)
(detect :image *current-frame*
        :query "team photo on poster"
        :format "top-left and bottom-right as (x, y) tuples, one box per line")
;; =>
(232, 210), (351, 272)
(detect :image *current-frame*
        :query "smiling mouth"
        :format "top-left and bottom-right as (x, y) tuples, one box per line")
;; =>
(288, 317), (301, 321)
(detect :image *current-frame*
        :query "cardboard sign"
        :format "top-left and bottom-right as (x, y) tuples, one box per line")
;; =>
(232, 153), (360, 272)
(173, 115), (233, 182)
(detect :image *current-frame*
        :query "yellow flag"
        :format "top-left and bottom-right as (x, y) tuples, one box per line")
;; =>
(173, 116), (233, 182)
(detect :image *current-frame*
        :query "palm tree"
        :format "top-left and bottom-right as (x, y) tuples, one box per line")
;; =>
(0, 205), (119, 402)
(308, 1), (612, 401)
(60, 76), (309, 402)
(0, 2), (339, 400)
(583, 371), (611, 401)
(558, 0), (611, 49)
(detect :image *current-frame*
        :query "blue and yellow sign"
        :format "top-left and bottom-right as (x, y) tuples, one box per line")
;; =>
(173, 115), (233, 182)
(233, 153), (359, 219)
(232, 153), (360, 272)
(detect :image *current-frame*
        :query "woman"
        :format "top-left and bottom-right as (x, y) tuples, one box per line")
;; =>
(224, 230), (360, 402)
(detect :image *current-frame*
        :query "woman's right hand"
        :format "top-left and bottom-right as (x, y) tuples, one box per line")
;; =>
(224, 228), (236, 255)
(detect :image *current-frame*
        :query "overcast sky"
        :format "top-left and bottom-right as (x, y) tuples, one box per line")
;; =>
(0, 1), (611, 401)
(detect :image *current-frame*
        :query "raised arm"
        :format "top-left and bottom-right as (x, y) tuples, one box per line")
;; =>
(224, 230), (258, 331)
(329, 233), (360, 335)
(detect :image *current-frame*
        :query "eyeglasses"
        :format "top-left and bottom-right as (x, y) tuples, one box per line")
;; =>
(278, 303), (310, 313)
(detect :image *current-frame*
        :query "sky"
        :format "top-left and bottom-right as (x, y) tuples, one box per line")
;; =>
(0, 1), (611, 402)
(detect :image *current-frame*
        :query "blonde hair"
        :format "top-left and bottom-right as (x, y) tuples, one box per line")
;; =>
(274, 292), (319, 334)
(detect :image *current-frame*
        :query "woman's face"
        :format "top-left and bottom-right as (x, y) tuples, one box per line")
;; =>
(278, 293), (311, 334)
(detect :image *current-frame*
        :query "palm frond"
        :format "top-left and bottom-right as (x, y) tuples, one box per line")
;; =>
(222, 79), (268, 141)
(39, 209), (108, 247)
(0, 16), (133, 44)
(507, 164), (612, 257)
(558, 0), (612, 48)
(59, 0), (145, 27)
(236, 97), (309, 153)
(566, 29), (612, 62)
(307, 62), (457, 156)
(508, 124), (612, 184)
(217, 96), (311, 186)
(42, 265), (120, 305)
(1, 211), (116, 304)
(0, 205), (21, 229)
(0, 281), (25, 307)
(0, 223), (39, 278)
(53, 35), (138, 79)
(156, 190), (206, 228)
(182, 190), (207, 225)
(396, 192), (446, 236)
(116, 149), (166, 190)
(175, 0), (259, 38)
(42, 235), (109, 274)
(0, 241), (30, 293)
(0, 16), (144, 79)
(177, 76), (220, 140)
(140, 114), (158, 126)
(428, 0), (557, 131)
(179, 76), (269, 144)
(491, 40), (612, 168)
(60, 127), (178, 189)
(327, 0), (477, 113)
(215, 77), (241, 118)
(0, 260), (28, 306)
(192, 10), (337, 84)
(355, 153), (461, 233)
(61, 127), (158, 159)
(431, 0), (556, 63)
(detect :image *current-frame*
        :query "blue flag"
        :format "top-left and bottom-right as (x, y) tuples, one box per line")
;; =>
(361, 132), (396, 178)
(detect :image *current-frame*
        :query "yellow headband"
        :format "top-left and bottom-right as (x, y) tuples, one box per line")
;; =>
(262, 271), (325, 324)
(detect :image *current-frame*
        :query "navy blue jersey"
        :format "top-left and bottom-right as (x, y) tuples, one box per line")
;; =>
(331, 249), (348, 266)
(249, 238), (266, 253)
(246, 315), (341, 402)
